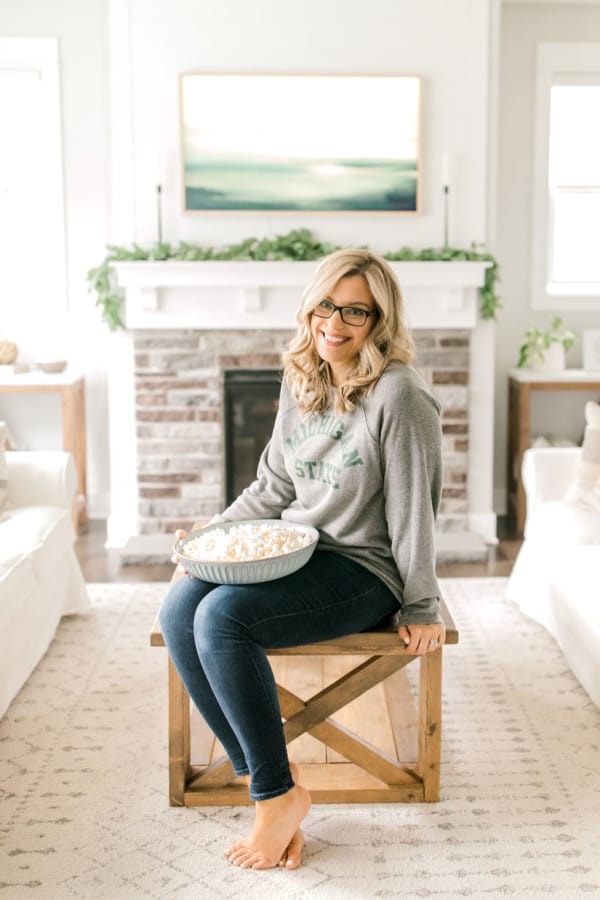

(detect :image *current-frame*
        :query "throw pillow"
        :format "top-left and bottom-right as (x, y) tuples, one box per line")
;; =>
(564, 401), (600, 513)
(0, 421), (7, 511)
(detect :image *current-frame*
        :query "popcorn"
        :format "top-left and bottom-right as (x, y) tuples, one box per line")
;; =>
(183, 523), (314, 562)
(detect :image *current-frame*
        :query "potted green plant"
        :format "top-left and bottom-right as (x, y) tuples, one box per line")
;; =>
(517, 317), (576, 372)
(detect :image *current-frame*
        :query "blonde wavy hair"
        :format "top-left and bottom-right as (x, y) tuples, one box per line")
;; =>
(283, 248), (415, 415)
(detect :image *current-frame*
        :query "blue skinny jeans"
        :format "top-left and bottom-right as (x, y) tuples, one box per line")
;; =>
(158, 550), (399, 801)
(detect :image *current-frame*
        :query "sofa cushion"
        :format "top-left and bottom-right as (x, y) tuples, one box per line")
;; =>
(548, 547), (600, 708)
(565, 401), (600, 513)
(0, 422), (7, 512)
(525, 499), (600, 545)
(0, 553), (37, 629)
(0, 505), (74, 578)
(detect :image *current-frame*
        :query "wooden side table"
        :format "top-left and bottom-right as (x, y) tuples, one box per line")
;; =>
(507, 368), (600, 534)
(0, 372), (88, 531)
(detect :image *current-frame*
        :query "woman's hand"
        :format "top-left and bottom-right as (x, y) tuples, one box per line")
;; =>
(171, 529), (196, 578)
(397, 623), (446, 655)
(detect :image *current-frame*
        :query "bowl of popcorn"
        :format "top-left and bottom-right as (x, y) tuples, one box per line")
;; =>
(173, 519), (320, 584)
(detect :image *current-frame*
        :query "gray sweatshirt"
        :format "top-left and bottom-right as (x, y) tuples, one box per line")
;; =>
(216, 361), (443, 626)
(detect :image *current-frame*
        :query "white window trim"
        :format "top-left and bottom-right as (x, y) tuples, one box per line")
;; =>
(0, 37), (68, 313)
(531, 42), (600, 311)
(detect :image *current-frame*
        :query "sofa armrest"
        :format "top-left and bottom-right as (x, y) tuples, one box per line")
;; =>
(5, 451), (76, 510)
(522, 447), (581, 507)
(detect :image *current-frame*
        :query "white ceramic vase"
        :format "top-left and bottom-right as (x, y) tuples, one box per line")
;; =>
(530, 341), (566, 374)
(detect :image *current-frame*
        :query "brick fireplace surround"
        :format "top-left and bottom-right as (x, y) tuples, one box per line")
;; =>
(107, 260), (496, 562)
(134, 328), (470, 536)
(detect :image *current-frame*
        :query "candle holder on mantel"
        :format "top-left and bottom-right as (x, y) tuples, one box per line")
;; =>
(156, 184), (163, 245)
(443, 182), (450, 248)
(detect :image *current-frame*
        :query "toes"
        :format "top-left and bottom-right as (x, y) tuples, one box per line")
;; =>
(241, 852), (264, 869)
(224, 840), (244, 859)
(251, 855), (274, 870)
(284, 829), (304, 869)
(227, 847), (254, 867)
(224, 844), (247, 863)
(227, 846), (253, 866)
(225, 844), (273, 870)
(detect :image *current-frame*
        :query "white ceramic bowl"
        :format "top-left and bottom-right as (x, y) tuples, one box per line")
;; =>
(173, 519), (319, 584)
(37, 360), (67, 374)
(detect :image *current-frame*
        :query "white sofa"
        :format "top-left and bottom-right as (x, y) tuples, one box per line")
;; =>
(0, 450), (90, 718)
(506, 447), (600, 707)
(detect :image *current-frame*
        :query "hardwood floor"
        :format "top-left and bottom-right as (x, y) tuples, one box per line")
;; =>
(75, 519), (522, 583)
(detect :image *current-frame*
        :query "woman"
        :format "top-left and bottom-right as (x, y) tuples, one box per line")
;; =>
(160, 248), (446, 871)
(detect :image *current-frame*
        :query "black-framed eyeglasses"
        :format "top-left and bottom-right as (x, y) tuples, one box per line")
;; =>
(312, 299), (379, 327)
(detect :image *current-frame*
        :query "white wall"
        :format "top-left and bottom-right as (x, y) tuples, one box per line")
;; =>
(116, 0), (492, 251)
(494, 2), (600, 511)
(1, 0), (495, 517)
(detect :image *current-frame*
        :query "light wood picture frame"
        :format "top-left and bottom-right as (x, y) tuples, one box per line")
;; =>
(180, 74), (421, 214)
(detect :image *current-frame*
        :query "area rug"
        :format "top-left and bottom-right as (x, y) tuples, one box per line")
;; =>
(0, 579), (599, 900)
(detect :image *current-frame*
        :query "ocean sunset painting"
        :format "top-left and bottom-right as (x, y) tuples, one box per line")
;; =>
(180, 75), (421, 213)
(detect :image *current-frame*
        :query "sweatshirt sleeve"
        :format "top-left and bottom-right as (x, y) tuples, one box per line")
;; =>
(215, 394), (297, 522)
(379, 375), (443, 625)
(392, 597), (442, 627)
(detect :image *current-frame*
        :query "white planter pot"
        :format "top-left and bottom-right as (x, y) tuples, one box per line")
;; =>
(530, 342), (566, 374)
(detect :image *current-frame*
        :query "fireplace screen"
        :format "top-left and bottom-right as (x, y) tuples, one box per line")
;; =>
(224, 369), (281, 505)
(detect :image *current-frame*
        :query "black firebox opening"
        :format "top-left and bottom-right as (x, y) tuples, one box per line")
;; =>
(224, 369), (281, 506)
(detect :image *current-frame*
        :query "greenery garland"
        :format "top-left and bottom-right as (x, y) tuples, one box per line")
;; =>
(87, 228), (501, 331)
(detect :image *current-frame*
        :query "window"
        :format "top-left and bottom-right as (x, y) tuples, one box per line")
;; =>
(0, 38), (67, 341)
(531, 44), (600, 310)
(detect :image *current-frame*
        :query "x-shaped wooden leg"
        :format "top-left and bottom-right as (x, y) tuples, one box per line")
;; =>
(188, 653), (425, 792)
(277, 653), (420, 786)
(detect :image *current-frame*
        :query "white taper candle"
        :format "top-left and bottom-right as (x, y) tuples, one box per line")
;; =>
(442, 153), (449, 187)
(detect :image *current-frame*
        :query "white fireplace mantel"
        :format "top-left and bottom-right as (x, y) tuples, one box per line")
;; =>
(114, 260), (491, 330)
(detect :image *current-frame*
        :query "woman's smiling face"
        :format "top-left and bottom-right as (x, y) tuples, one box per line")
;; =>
(310, 274), (378, 386)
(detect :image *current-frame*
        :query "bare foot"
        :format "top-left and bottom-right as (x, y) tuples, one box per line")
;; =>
(277, 827), (304, 869)
(240, 763), (305, 868)
(225, 775), (311, 870)
(277, 765), (304, 869)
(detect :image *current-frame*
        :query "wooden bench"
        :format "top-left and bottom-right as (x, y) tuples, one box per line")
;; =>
(150, 570), (458, 806)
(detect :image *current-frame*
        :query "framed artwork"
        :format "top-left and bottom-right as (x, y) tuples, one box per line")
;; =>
(582, 330), (600, 371)
(180, 74), (421, 214)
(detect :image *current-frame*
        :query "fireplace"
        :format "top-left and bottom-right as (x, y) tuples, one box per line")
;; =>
(107, 259), (497, 562)
(224, 369), (280, 505)
(126, 327), (478, 558)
